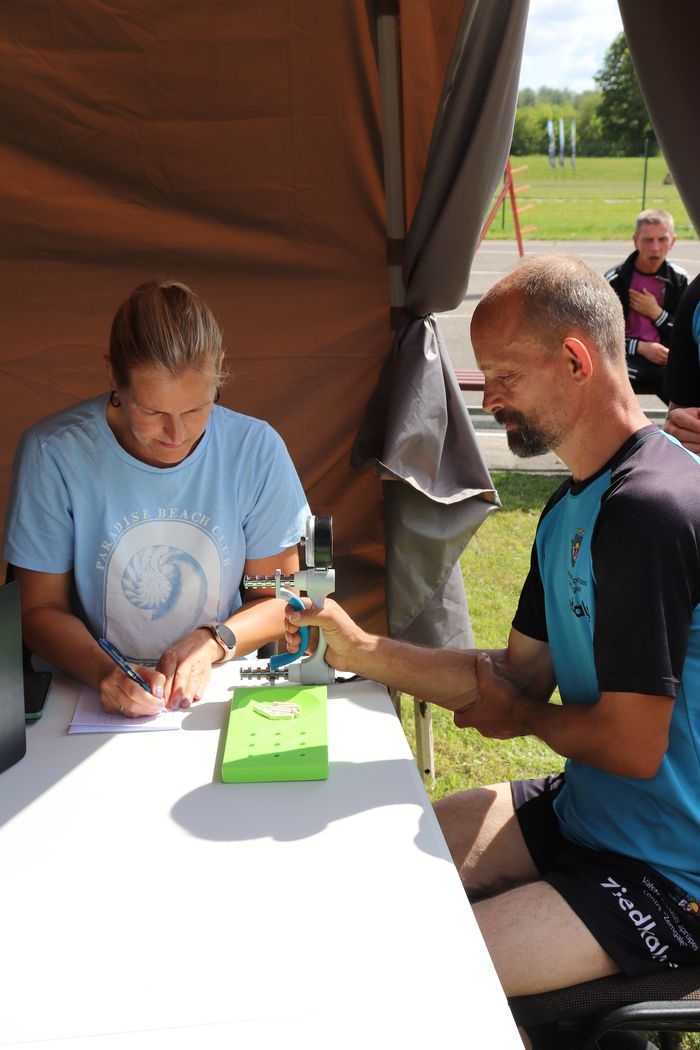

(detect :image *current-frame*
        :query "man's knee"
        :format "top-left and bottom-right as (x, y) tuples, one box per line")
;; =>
(434, 782), (536, 898)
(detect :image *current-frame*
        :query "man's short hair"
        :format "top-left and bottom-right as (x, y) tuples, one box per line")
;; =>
(635, 208), (675, 236)
(476, 256), (625, 365)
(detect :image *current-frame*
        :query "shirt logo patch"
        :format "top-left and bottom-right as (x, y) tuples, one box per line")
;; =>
(571, 527), (584, 567)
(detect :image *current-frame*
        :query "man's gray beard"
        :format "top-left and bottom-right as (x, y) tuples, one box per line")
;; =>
(506, 424), (554, 458)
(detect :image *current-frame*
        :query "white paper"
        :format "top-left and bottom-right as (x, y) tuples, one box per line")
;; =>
(68, 687), (185, 734)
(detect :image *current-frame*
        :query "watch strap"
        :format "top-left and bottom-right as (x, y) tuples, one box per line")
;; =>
(199, 623), (236, 660)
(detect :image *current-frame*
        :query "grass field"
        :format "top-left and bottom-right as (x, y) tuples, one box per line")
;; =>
(484, 154), (696, 241)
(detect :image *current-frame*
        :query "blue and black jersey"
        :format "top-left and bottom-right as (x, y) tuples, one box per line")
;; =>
(513, 425), (700, 899)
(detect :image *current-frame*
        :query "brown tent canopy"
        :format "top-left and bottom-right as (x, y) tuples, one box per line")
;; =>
(1, 0), (698, 645)
(0, 0), (520, 643)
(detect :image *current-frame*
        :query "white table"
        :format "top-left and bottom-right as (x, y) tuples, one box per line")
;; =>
(0, 666), (522, 1049)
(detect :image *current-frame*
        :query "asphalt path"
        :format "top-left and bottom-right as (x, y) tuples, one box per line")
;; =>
(439, 239), (700, 472)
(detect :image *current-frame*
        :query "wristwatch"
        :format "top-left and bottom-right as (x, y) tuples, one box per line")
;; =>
(199, 622), (237, 661)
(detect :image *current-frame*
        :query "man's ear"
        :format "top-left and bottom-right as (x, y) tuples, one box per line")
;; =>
(563, 337), (593, 381)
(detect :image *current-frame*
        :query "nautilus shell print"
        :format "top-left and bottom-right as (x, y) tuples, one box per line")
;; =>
(103, 520), (223, 660)
(122, 545), (207, 621)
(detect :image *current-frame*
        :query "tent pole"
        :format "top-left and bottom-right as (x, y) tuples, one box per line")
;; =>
(376, 0), (407, 318)
(375, 0), (434, 785)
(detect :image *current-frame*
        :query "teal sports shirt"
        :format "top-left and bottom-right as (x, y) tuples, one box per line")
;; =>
(513, 426), (700, 899)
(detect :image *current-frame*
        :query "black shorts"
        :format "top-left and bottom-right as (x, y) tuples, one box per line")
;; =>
(512, 774), (700, 976)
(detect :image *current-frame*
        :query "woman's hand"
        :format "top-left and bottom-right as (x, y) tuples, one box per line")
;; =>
(97, 662), (167, 718)
(155, 629), (223, 710)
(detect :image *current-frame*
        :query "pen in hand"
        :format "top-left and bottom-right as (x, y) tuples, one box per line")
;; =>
(97, 637), (153, 694)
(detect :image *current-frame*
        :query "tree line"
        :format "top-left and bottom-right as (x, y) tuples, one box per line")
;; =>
(513, 33), (656, 158)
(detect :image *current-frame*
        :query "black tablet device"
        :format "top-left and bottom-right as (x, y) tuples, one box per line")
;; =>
(0, 582), (27, 773)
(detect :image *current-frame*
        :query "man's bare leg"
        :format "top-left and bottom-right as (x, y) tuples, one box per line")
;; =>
(435, 782), (620, 1047)
(474, 879), (620, 996)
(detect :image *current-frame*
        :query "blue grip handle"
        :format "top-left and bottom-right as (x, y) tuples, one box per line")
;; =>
(269, 592), (309, 671)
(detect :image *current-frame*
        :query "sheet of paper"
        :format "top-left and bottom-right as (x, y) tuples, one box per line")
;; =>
(68, 687), (185, 734)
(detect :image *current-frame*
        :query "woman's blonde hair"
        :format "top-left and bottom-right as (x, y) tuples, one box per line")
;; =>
(108, 280), (227, 389)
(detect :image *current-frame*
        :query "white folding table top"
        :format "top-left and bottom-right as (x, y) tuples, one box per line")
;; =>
(0, 665), (521, 1049)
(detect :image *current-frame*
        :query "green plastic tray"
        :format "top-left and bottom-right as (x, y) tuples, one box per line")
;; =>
(221, 684), (328, 783)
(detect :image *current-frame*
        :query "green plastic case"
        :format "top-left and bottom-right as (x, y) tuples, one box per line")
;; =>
(221, 684), (328, 783)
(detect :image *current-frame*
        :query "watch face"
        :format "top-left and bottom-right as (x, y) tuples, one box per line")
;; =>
(216, 623), (236, 649)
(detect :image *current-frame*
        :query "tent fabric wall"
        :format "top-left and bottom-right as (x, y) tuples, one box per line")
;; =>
(355, 0), (529, 644)
(0, 1), (395, 632)
(3, 0), (695, 648)
(0, 2), (531, 646)
(403, 0), (529, 316)
(354, 314), (499, 647)
(0, 0), (470, 636)
(618, 0), (700, 236)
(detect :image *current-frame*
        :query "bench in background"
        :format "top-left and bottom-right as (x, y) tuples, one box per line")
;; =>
(455, 368), (485, 391)
(454, 368), (664, 400)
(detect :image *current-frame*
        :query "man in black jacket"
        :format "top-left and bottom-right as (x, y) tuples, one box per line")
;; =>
(664, 272), (700, 453)
(604, 209), (688, 403)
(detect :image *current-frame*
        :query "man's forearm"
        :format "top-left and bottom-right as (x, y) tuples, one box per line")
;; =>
(459, 666), (670, 779)
(344, 632), (480, 709)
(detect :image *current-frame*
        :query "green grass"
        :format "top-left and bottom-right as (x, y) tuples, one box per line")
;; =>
(484, 155), (696, 241)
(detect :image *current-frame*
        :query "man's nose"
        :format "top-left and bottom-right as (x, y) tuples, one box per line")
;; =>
(481, 378), (502, 415)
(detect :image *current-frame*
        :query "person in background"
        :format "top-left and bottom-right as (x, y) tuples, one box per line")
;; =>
(3, 280), (310, 716)
(604, 207), (688, 403)
(663, 271), (700, 453)
(285, 257), (700, 1049)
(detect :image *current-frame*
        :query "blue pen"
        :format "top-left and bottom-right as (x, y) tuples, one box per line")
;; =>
(98, 637), (152, 694)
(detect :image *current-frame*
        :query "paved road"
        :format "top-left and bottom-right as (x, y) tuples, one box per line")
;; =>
(440, 239), (700, 472)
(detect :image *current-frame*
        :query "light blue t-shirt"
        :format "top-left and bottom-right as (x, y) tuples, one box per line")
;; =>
(3, 395), (310, 662)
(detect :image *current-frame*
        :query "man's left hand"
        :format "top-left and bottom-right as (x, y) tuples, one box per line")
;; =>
(453, 652), (525, 738)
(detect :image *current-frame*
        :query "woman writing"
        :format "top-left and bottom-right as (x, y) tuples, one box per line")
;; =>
(3, 280), (310, 715)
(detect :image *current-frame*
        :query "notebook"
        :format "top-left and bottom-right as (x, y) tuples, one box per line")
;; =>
(0, 581), (27, 774)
